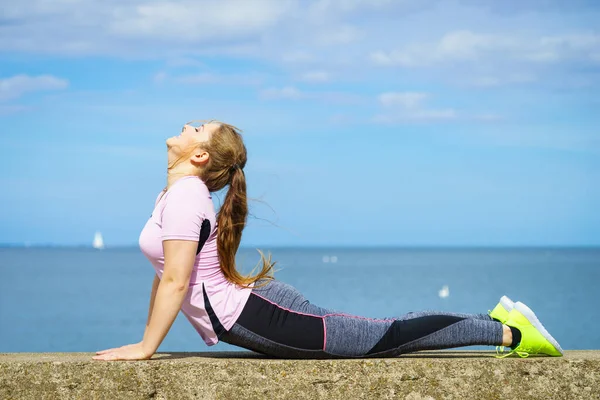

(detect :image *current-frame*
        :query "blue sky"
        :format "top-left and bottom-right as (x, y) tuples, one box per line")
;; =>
(1, 0), (599, 247)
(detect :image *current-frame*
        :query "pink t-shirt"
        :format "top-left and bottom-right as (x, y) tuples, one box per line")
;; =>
(138, 175), (253, 345)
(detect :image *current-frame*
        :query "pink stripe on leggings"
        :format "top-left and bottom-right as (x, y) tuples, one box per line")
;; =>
(322, 318), (327, 351)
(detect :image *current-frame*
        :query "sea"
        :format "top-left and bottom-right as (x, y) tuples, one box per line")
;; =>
(1, 247), (598, 353)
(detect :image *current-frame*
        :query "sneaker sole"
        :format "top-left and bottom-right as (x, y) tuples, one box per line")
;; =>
(515, 302), (564, 355)
(500, 295), (514, 312)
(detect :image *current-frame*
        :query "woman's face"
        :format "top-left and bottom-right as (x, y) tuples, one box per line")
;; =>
(166, 122), (220, 153)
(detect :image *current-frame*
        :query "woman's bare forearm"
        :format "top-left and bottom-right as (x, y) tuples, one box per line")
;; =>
(142, 274), (160, 342)
(141, 280), (188, 354)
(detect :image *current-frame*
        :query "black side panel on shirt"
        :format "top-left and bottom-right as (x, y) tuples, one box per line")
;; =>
(202, 283), (226, 338)
(196, 220), (211, 255)
(367, 315), (465, 355)
(235, 293), (324, 350)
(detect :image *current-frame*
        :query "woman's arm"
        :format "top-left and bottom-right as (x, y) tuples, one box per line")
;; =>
(141, 240), (197, 355)
(142, 274), (160, 343)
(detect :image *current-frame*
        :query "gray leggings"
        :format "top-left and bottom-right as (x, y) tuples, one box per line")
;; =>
(219, 279), (503, 358)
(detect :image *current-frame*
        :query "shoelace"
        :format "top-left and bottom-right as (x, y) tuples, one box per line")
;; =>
(495, 348), (530, 359)
(495, 345), (505, 356)
(495, 342), (534, 359)
(488, 309), (526, 358)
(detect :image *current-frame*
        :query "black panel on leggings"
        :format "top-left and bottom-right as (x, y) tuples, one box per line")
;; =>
(196, 220), (211, 255)
(367, 315), (465, 355)
(203, 283), (227, 337)
(235, 293), (324, 350)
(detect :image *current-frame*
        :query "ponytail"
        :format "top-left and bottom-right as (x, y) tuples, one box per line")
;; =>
(216, 166), (275, 288)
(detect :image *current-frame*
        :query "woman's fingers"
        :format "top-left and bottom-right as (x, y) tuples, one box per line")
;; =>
(96, 347), (120, 355)
(96, 343), (137, 354)
(92, 353), (119, 360)
(92, 343), (149, 361)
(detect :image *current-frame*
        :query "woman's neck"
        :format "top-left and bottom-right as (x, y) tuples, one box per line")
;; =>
(166, 166), (199, 190)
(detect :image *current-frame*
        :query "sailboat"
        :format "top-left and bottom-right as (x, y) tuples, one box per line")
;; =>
(93, 231), (105, 250)
(438, 285), (450, 299)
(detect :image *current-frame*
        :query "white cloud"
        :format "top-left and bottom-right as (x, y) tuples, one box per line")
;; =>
(259, 86), (363, 104)
(438, 30), (513, 61)
(529, 34), (600, 64)
(369, 30), (600, 88)
(298, 71), (330, 83)
(371, 30), (600, 68)
(0, 74), (69, 101)
(375, 91), (457, 123)
(370, 31), (512, 67)
(1, 1), (598, 95)
(0, 0), (407, 59)
(107, 0), (292, 41)
(0, 0), (295, 56)
(374, 91), (502, 123)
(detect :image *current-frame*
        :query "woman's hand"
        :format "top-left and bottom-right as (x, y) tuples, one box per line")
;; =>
(92, 342), (153, 361)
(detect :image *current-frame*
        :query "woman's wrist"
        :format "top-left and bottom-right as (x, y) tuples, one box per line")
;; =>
(141, 341), (155, 358)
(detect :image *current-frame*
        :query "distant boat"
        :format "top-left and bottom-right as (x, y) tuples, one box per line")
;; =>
(93, 232), (105, 250)
(438, 285), (450, 299)
(322, 255), (338, 264)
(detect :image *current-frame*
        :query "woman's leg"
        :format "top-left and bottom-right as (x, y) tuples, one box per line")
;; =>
(220, 279), (336, 359)
(400, 310), (493, 321)
(220, 279), (504, 358)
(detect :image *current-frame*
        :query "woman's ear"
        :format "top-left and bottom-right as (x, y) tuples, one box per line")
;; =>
(192, 149), (210, 166)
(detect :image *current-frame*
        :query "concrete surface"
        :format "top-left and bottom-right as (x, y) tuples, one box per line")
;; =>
(1, 350), (598, 399)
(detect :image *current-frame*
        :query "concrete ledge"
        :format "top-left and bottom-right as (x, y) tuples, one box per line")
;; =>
(1, 351), (599, 399)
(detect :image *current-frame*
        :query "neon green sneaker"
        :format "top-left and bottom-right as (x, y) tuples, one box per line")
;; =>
(489, 295), (514, 324)
(499, 301), (563, 358)
(489, 296), (515, 356)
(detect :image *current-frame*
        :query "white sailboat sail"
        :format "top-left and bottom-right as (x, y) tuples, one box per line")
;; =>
(93, 231), (105, 250)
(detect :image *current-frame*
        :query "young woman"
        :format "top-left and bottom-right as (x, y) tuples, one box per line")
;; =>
(93, 120), (563, 361)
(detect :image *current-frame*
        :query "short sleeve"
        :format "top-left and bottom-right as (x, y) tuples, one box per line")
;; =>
(161, 180), (205, 241)
(154, 189), (166, 207)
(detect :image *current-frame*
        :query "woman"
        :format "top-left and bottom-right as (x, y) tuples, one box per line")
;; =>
(93, 120), (563, 361)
